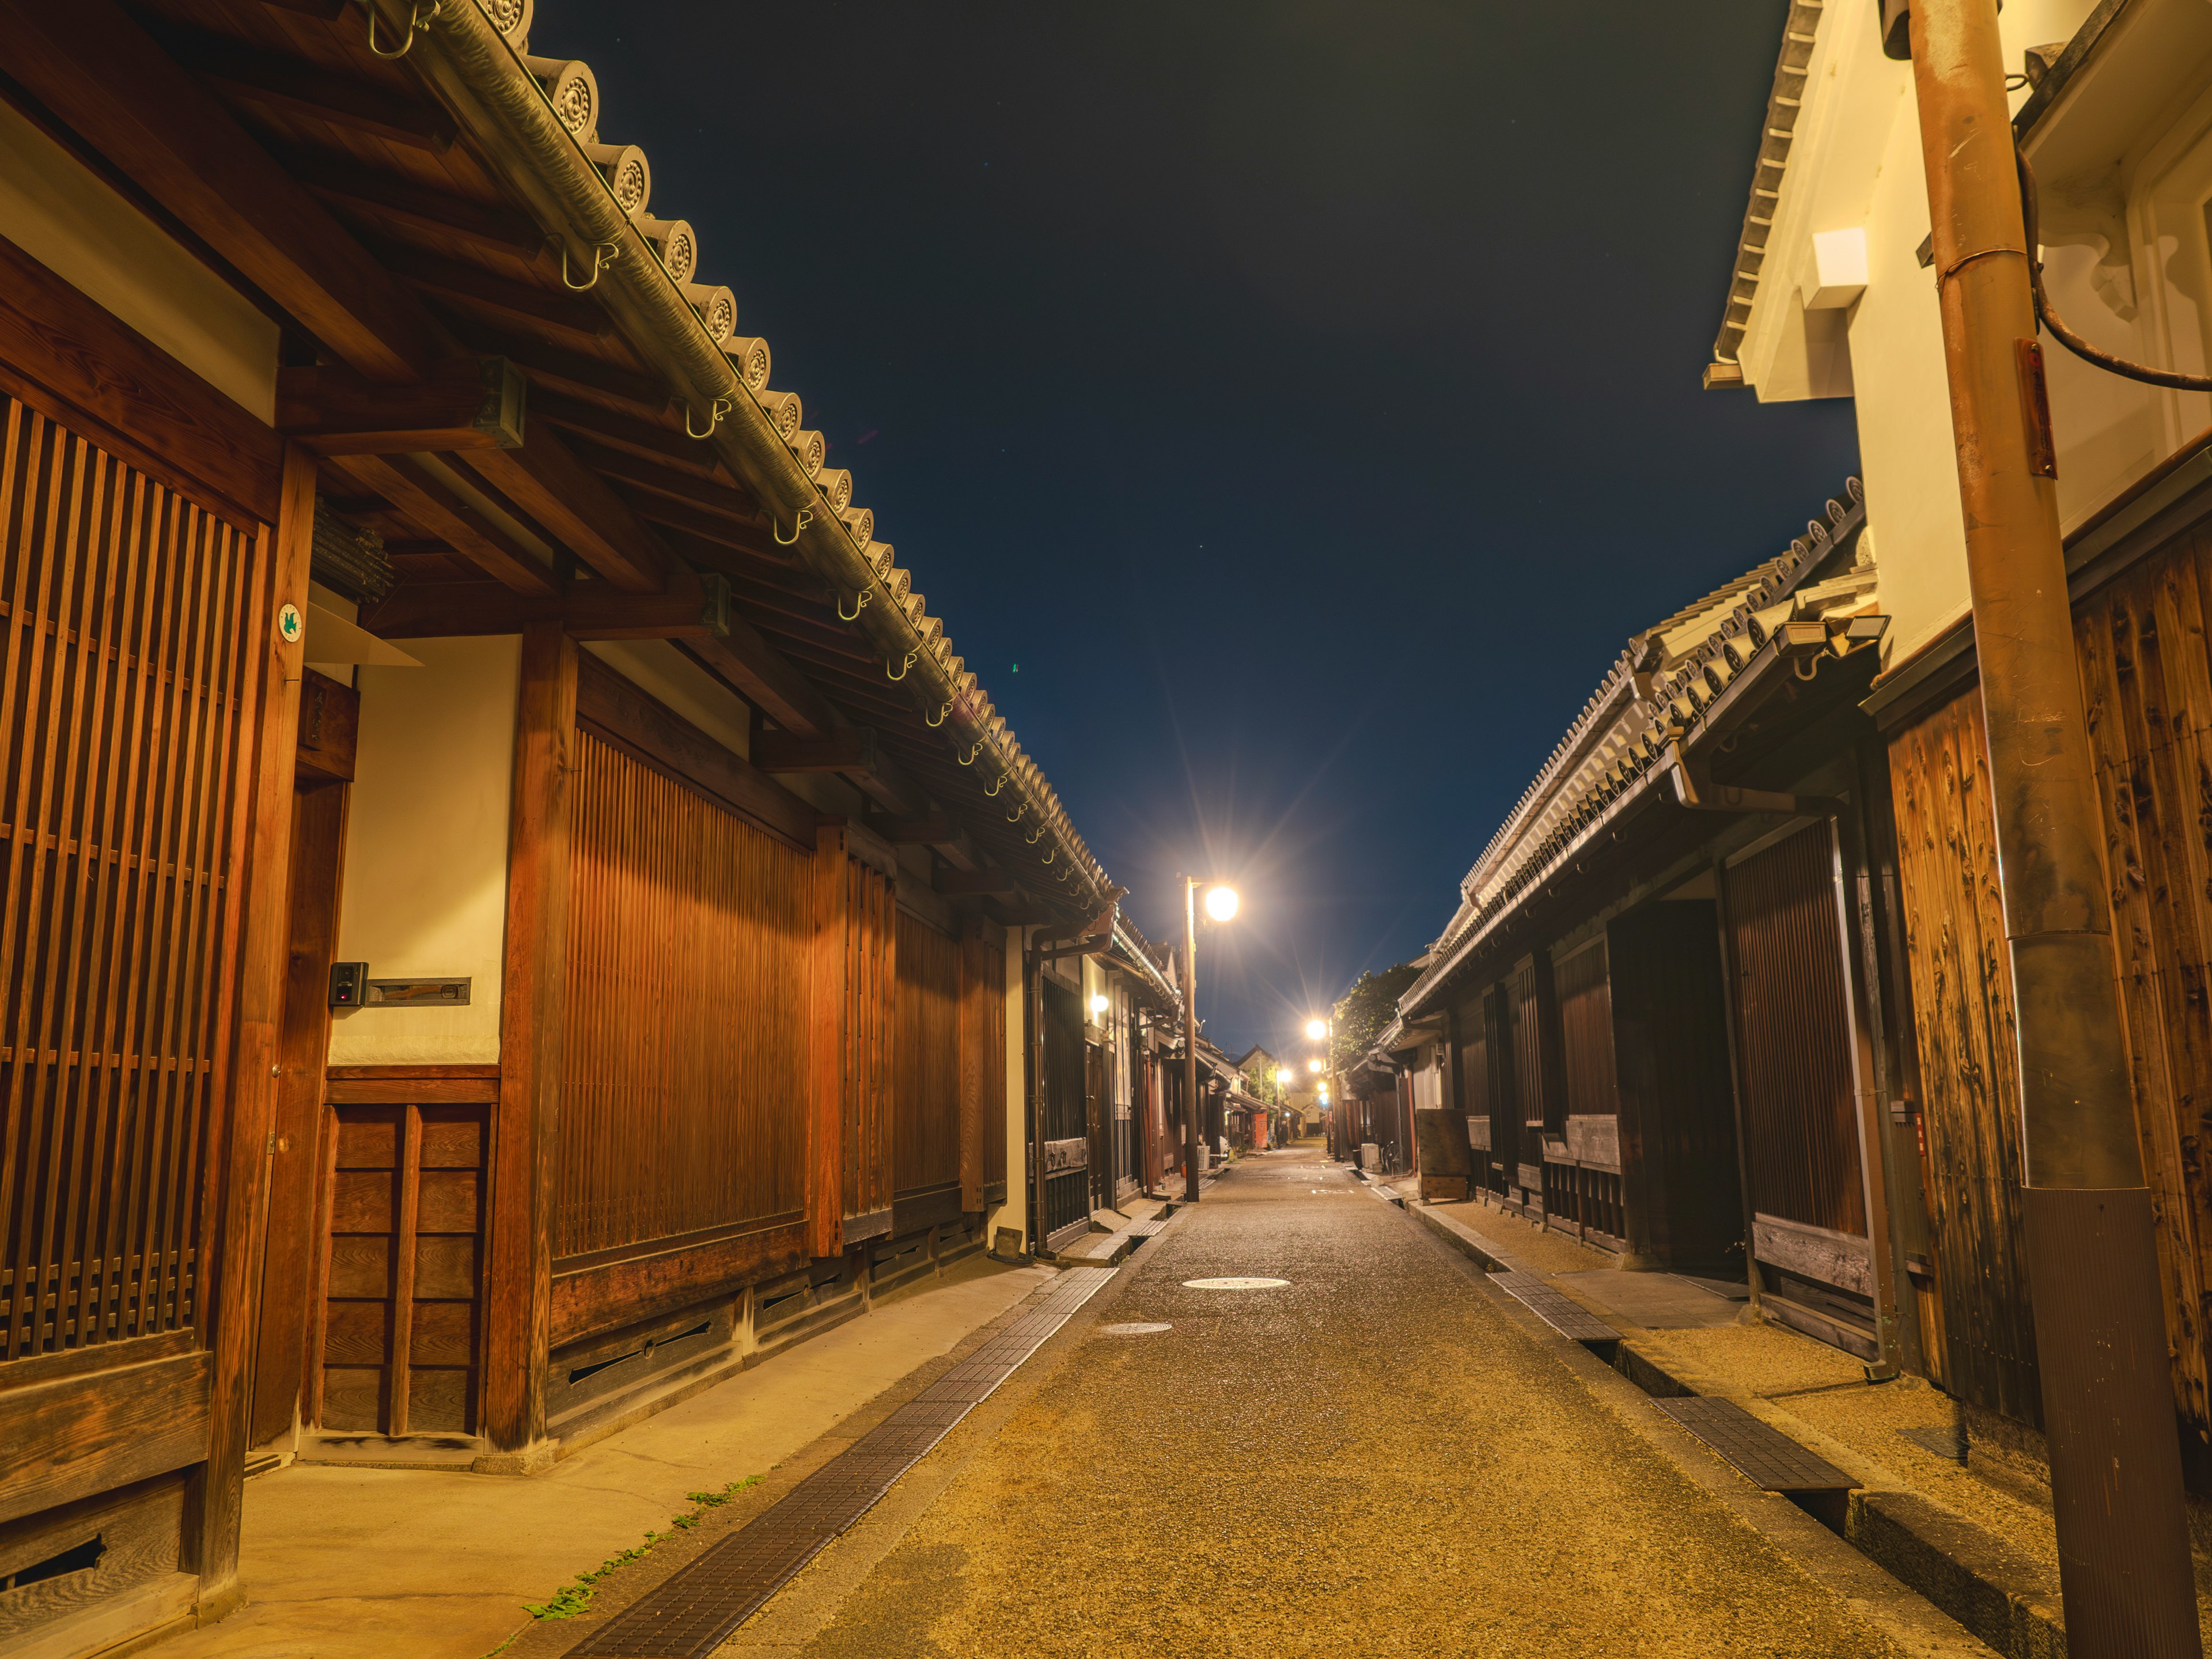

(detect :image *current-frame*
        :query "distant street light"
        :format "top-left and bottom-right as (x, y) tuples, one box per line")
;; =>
(1088, 993), (1109, 1017)
(1305, 1017), (1327, 1041)
(1275, 1067), (1291, 1086)
(1181, 876), (1243, 1203)
(1308, 1058), (1324, 1074)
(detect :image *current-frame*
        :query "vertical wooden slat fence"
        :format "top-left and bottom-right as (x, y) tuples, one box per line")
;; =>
(556, 730), (810, 1266)
(1, 397), (266, 1369)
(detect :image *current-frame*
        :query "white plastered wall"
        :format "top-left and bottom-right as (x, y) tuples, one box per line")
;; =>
(328, 636), (522, 1066)
(986, 925), (1028, 1250)
(1734, 0), (2104, 672)
(0, 97), (276, 421)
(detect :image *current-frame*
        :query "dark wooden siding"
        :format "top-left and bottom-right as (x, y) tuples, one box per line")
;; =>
(1608, 901), (1743, 1269)
(556, 729), (809, 1264)
(2, 399), (270, 1371)
(2075, 526), (2212, 1447)
(1888, 691), (2040, 1425)
(892, 909), (960, 1205)
(1509, 955), (1559, 1137)
(1725, 823), (1866, 1236)
(1555, 938), (1618, 1122)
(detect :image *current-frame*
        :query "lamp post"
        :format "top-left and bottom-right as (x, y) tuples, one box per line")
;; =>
(1306, 1015), (1336, 1160)
(1181, 878), (1238, 1203)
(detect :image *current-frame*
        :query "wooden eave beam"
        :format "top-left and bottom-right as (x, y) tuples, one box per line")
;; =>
(674, 610), (834, 738)
(278, 356), (524, 454)
(4, 0), (433, 382)
(753, 729), (876, 774)
(158, 26), (458, 153)
(361, 576), (728, 640)
(935, 868), (1019, 897)
(469, 332), (674, 417)
(533, 392), (721, 476)
(289, 150), (546, 257)
(460, 429), (670, 594)
(336, 452), (555, 595)
(882, 815), (956, 845)
(380, 245), (610, 338)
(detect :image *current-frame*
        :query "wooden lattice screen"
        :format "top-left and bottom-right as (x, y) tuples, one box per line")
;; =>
(1, 397), (269, 1366)
(556, 729), (810, 1264)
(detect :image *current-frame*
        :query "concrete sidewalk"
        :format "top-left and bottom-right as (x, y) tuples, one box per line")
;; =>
(1411, 1193), (2212, 1657)
(164, 1255), (1058, 1659)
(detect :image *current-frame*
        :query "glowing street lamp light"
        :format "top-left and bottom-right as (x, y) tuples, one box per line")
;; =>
(1305, 1017), (1327, 1041)
(1308, 1058), (1324, 1074)
(1181, 876), (1242, 1203)
(1088, 993), (1109, 1017)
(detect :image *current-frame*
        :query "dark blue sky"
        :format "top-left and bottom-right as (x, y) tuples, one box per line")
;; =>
(580, 1), (1861, 1061)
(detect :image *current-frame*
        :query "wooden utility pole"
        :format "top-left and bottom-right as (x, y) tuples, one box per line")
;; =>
(1902, 3), (2199, 1651)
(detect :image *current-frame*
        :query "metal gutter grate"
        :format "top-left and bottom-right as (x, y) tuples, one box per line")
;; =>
(1654, 1396), (1859, 1493)
(565, 1267), (1120, 1657)
(1488, 1272), (1621, 1349)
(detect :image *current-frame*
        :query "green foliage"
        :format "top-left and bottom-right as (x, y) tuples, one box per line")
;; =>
(1331, 963), (1423, 1072)
(1238, 1056), (1284, 1104)
(512, 1476), (763, 1628)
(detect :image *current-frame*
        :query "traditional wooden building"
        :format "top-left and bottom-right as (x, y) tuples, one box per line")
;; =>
(0, 3), (1176, 1653)
(1387, 485), (1901, 1358)
(1708, 0), (2212, 1486)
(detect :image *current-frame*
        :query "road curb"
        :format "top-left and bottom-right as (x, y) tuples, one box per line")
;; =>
(1407, 1198), (2067, 1658)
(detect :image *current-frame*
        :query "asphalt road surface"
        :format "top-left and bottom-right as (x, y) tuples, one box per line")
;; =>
(772, 1145), (1933, 1658)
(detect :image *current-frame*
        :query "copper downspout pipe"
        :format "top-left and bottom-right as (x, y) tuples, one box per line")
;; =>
(1905, 3), (2199, 1652)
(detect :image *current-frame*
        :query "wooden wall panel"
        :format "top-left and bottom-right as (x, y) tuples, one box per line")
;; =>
(1, 398), (268, 1376)
(1554, 938), (1618, 1122)
(2073, 522), (2212, 1443)
(839, 855), (895, 1234)
(892, 911), (960, 1205)
(957, 919), (1005, 1211)
(1607, 902), (1743, 1270)
(1725, 823), (1868, 1237)
(558, 730), (810, 1264)
(1887, 694), (2038, 1421)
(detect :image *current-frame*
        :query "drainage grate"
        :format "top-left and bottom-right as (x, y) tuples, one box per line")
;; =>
(565, 1266), (1120, 1657)
(1488, 1272), (1620, 1348)
(1654, 1396), (1859, 1493)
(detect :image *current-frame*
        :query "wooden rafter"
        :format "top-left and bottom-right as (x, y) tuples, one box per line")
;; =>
(4, 0), (433, 382)
(335, 452), (556, 595)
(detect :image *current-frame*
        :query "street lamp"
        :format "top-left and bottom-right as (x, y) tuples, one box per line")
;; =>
(1181, 876), (1240, 1203)
(1088, 992), (1109, 1018)
(1305, 1017), (1327, 1041)
(1308, 1058), (1323, 1074)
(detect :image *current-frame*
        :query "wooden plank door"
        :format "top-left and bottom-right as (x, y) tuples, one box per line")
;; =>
(315, 1095), (489, 1435)
(1725, 822), (1875, 1323)
(1037, 979), (1089, 1250)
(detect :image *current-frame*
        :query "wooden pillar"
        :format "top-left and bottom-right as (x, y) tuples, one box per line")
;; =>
(807, 825), (850, 1259)
(484, 620), (574, 1457)
(190, 444), (315, 1602)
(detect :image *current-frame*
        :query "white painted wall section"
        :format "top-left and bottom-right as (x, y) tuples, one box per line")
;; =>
(329, 636), (522, 1066)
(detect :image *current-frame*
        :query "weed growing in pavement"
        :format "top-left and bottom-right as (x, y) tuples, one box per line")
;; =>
(482, 1475), (764, 1652)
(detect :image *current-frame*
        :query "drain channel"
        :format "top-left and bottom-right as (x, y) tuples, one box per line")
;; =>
(563, 1266), (1122, 1658)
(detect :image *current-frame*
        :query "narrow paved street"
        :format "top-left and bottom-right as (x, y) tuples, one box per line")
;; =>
(754, 1146), (1956, 1658)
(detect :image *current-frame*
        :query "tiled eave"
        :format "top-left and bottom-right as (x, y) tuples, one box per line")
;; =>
(1711, 0), (1825, 372)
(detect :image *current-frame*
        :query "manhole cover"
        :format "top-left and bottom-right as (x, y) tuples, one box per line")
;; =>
(1101, 1322), (1172, 1336)
(1183, 1277), (1289, 1290)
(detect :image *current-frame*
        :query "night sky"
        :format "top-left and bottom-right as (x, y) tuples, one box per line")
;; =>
(579, 2), (1861, 1060)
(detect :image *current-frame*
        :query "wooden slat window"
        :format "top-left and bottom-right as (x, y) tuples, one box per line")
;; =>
(2, 398), (268, 1365)
(892, 910), (959, 1203)
(557, 729), (809, 1263)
